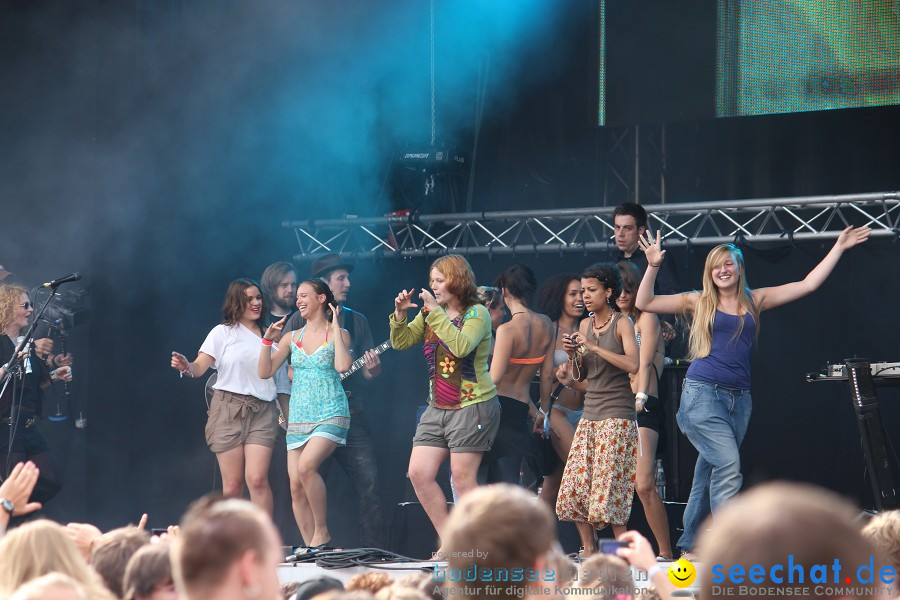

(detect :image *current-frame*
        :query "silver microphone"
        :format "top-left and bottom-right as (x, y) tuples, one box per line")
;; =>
(15, 336), (32, 374)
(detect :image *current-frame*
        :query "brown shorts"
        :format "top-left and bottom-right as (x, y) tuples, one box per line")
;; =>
(205, 389), (279, 453)
(413, 397), (501, 453)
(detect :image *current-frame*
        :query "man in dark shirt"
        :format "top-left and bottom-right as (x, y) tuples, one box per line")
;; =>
(613, 202), (679, 341)
(283, 254), (387, 549)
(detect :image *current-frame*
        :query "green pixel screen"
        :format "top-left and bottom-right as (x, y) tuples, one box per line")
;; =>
(717, 0), (900, 117)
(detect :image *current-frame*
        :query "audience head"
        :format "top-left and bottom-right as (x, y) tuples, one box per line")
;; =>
(374, 585), (429, 600)
(346, 572), (393, 595)
(123, 542), (177, 600)
(534, 274), (582, 323)
(261, 261), (298, 314)
(0, 520), (114, 600)
(442, 484), (557, 600)
(494, 264), (537, 308)
(91, 526), (151, 598)
(697, 482), (885, 599)
(613, 203), (648, 255)
(861, 510), (900, 579)
(8, 573), (87, 600)
(172, 495), (282, 600)
(429, 255), (479, 310)
(289, 576), (344, 600)
(576, 554), (635, 599)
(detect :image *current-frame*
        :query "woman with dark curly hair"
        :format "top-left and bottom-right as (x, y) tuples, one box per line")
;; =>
(171, 278), (278, 514)
(555, 263), (638, 548)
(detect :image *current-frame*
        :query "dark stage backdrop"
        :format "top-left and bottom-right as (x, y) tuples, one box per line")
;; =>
(0, 0), (898, 545)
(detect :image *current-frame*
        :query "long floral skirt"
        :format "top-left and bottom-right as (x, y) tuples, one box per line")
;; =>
(556, 417), (638, 528)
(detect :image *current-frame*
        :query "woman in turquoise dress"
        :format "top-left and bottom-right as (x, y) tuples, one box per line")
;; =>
(259, 279), (351, 549)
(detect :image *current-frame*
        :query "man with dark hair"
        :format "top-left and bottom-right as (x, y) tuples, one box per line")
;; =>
(283, 253), (387, 549)
(613, 202), (679, 341)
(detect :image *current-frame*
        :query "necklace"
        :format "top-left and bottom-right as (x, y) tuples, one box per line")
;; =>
(510, 311), (526, 317)
(591, 310), (614, 332)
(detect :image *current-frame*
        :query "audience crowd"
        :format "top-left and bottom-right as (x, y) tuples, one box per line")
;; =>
(4, 456), (900, 600)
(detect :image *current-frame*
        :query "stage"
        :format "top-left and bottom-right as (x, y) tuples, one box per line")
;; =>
(275, 549), (685, 594)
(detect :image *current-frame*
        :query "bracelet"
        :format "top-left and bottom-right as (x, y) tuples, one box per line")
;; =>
(49, 369), (57, 378)
(648, 262), (662, 268)
(180, 367), (193, 378)
(261, 338), (274, 347)
(635, 392), (649, 401)
(646, 564), (663, 580)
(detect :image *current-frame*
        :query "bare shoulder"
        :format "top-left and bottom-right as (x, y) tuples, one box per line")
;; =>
(578, 316), (591, 333)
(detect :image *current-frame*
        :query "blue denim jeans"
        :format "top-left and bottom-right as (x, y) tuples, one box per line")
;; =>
(675, 378), (752, 553)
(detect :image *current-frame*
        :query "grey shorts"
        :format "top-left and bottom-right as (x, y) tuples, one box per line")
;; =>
(413, 396), (501, 453)
(205, 389), (279, 453)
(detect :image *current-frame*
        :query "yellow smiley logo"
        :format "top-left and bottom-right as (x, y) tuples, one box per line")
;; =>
(667, 557), (697, 588)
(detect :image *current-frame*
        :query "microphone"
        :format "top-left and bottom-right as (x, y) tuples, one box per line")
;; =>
(664, 357), (690, 367)
(16, 336), (32, 374)
(42, 272), (81, 288)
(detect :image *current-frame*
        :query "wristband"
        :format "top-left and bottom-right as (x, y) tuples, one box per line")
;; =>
(646, 564), (663, 580)
(635, 392), (649, 402)
(261, 338), (274, 347)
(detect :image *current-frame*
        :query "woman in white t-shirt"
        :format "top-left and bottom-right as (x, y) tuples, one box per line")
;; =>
(171, 278), (278, 514)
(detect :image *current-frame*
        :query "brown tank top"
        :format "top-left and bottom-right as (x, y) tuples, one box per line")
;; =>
(582, 313), (635, 422)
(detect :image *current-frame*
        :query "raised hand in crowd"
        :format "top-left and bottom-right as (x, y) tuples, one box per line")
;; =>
(0, 461), (42, 534)
(65, 522), (102, 561)
(616, 530), (677, 600)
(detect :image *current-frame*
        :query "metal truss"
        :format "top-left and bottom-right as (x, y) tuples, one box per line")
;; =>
(284, 191), (900, 261)
(603, 124), (667, 206)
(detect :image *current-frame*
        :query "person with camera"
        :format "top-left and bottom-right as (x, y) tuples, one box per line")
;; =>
(0, 284), (72, 505)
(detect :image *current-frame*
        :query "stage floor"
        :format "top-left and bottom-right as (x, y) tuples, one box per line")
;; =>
(277, 552), (690, 595)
